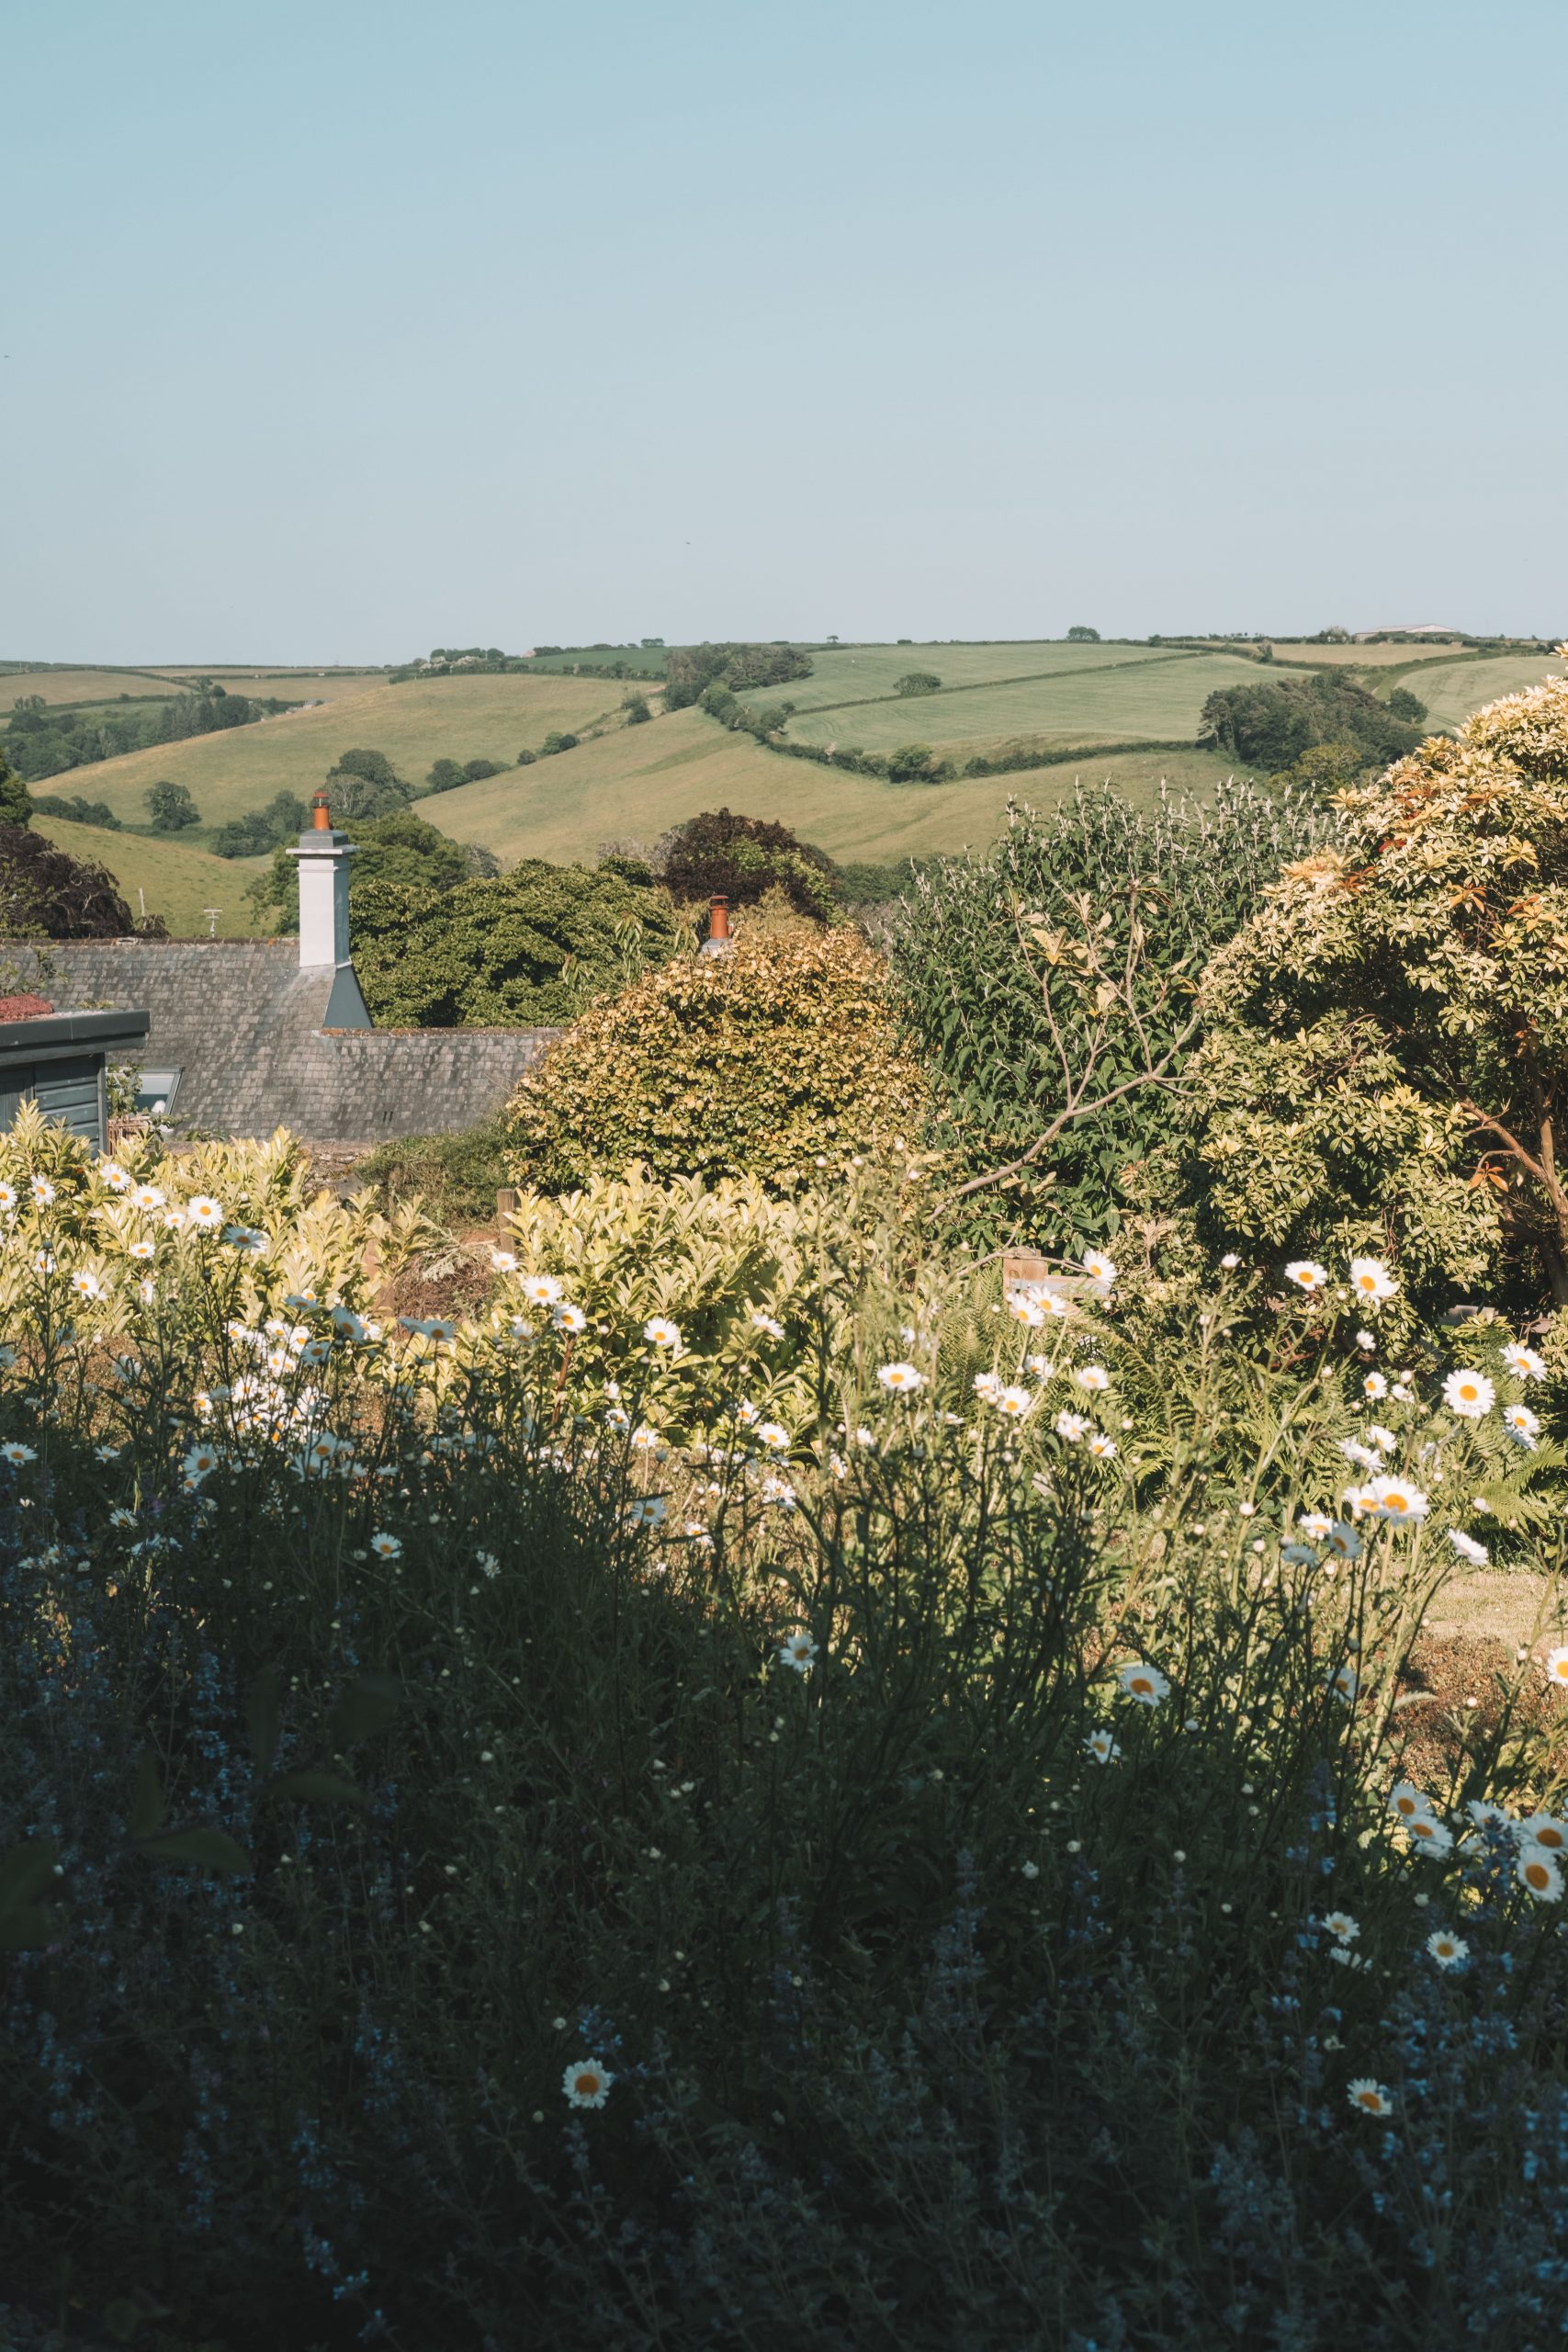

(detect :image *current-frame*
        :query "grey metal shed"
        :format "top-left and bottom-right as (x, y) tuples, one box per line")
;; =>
(0, 1008), (151, 1153)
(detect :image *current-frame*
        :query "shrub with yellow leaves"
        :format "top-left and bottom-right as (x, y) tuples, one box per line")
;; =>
(1186, 656), (1568, 1316)
(503, 924), (931, 1194)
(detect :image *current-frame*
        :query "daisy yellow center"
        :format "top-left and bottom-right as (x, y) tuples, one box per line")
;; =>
(575, 2073), (599, 2096)
(1537, 1827), (1564, 1849)
(1527, 1862), (1551, 1889)
(1354, 2090), (1382, 2110)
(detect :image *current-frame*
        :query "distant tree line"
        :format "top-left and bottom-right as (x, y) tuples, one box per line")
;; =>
(1197, 673), (1427, 775)
(3, 682), (290, 783)
(664, 644), (814, 709)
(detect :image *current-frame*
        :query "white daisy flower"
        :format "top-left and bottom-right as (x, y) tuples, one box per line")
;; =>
(1085, 1727), (1121, 1763)
(877, 1363), (923, 1393)
(1075, 1364), (1111, 1394)
(1087, 1430), (1117, 1459)
(1467, 1798), (1513, 1831)
(183, 1443), (220, 1481)
(750, 1311), (784, 1340)
(98, 1161), (130, 1192)
(1283, 1261), (1327, 1294)
(778, 1630), (818, 1673)
(1366, 1474), (1428, 1525)
(761, 1474), (796, 1510)
(756, 1421), (791, 1452)
(1329, 1663), (1359, 1702)
(490, 1250), (518, 1273)
(561, 2057), (615, 2109)
(1010, 1296), (1046, 1328)
(129, 1238), (155, 1261)
(1027, 1354), (1055, 1381)
(138, 1278), (154, 1303)
(1054, 1411), (1089, 1442)
(1081, 1250), (1117, 1285)
(629, 1426), (661, 1452)
(33, 1251), (56, 1274)
(1426, 1928), (1468, 1969)
(0, 1182), (15, 1210)
(1367, 1425), (1398, 1453)
(1298, 1511), (1333, 1541)
(369, 1532), (403, 1560)
(1043, 1290), (1074, 1319)
(1361, 1372), (1388, 1400)
(1348, 1256), (1397, 1302)
(625, 1496), (669, 1528)
(604, 1405), (630, 1432)
(1404, 1813), (1453, 1857)
(520, 1273), (562, 1305)
(643, 1317), (682, 1349)
(1, 1441), (37, 1465)
(1339, 1438), (1382, 1472)
(1503, 1340), (1547, 1381)
(1502, 1402), (1540, 1447)
(1448, 1529), (1488, 1566)
(476, 1550), (501, 1578)
(132, 1183), (164, 1211)
(1543, 1646), (1568, 1690)
(1323, 1911), (1359, 1942)
(1117, 1661), (1168, 1706)
(1220, 1252), (1241, 1269)
(1355, 1329), (1376, 1352)
(186, 1195), (223, 1230)
(1519, 1848), (1564, 1902)
(70, 1270), (102, 1298)
(1442, 1369), (1494, 1420)
(552, 1303), (589, 1334)
(1348, 2079), (1393, 2118)
(1517, 1814), (1568, 1855)
(29, 1174), (55, 1205)
(994, 1385), (1034, 1418)
(1389, 1781), (1435, 1824)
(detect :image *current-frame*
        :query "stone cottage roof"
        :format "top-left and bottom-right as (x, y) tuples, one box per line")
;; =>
(1, 940), (558, 1144)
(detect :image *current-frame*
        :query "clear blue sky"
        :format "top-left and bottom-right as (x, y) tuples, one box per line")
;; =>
(3, 0), (1564, 662)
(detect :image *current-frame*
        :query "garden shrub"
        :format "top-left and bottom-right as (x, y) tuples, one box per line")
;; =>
(0, 821), (145, 937)
(347, 858), (683, 1027)
(504, 925), (930, 1193)
(890, 783), (1328, 1253)
(3, 1102), (1568, 2345)
(659, 807), (840, 922)
(1186, 659), (1568, 1321)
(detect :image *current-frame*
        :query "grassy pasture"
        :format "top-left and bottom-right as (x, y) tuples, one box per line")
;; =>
(34, 674), (624, 831)
(523, 646), (668, 675)
(415, 707), (1261, 869)
(1266, 639), (1470, 667)
(2, 666), (183, 706)
(781, 650), (1272, 755)
(768, 639), (1175, 713)
(30, 817), (266, 938)
(1407, 650), (1562, 729)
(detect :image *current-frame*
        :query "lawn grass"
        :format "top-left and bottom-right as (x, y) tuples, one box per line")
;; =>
(30, 816), (268, 937)
(33, 674), (626, 831)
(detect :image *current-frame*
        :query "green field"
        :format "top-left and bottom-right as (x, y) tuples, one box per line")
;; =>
(36, 673), (626, 830)
(412, 707), (1263, 869)
(31, 816), (266, 937)
(780, 649), (1277, 756)
(3, 666), (186, 706)
(1401, 650), (1562, 729)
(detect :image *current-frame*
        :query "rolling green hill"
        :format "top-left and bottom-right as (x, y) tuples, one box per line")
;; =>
(412, 707), (1264, 868)
(28, 643), (1560, 888)
(30, 817), (267, 937)
(29, 673), (626, 830)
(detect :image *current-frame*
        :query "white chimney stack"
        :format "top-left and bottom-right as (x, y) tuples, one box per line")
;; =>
(288, 794), (372, 1028)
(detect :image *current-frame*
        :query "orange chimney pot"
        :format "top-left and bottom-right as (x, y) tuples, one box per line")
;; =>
(311, 792), (332, 831)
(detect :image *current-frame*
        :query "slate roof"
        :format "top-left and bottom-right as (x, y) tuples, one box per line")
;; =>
(1, 940), (558, 1143)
